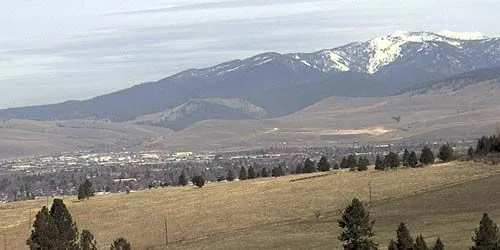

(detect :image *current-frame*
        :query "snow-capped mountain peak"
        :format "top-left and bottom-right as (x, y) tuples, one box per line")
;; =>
(437, 30), (489, 40)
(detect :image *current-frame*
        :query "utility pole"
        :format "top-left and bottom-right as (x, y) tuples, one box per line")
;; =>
(3, 232), (6, 250)
(368, 181), (372, 208)
(164, 216), (169, 249)
(28, 208), (32, 232)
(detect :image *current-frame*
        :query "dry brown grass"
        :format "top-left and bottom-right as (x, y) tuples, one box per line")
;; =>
(1, 162), (500, 249)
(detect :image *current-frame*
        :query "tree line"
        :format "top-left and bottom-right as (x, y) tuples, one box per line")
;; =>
(339, 198), (500, 250)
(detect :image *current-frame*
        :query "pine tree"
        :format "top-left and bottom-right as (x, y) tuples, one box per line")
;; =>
(295, 163), (304, 174)
(317, 156), (331, 172)
(471, 213), (500, 250)
(110, 237), (131, 250)
(50, 199), (79, 250)
(347, 155), (357, 170)
(468, 147), (475, 160)
(414, 234), (428, 250)
(333, 162), (340, 170)
(27, 206), (57, 250)
(260, 167), (269, 178)
(177, 172), (188, 186)
(227, 169), (235, 181)
(338, 198), (378, 250)
(239, 167), (248, 180)
(80, 230), (98, 250)
(396, 222), (414, 250)
(191, 176), (205, 188)
(357, 157), (370, 171)
(375, 155), (385, 170)
(303, 158), (316, 173)
(78, 179), (94, 200)
(385, 152), (400, 169)
(272, 167), (284, 177)
(408, 151), (418, 168)
(432, 238), (444, 250)
(388, 240), (397, 250)
(438, 144), (454, 162)
(420, 147), (435, 165)
(341, 157), (349, 169)
(402, 149), (410, 167)
(248, 166), (256, 179)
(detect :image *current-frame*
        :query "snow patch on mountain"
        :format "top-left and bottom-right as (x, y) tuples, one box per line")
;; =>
(438, 30), (489, 40)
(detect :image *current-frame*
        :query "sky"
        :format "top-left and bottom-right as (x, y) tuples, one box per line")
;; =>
(1, 0), (499, 108)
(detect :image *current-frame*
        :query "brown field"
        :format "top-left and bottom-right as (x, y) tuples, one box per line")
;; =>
(2, 162), (500, 249)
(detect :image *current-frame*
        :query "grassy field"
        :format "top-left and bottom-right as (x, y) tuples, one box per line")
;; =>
(1, 162), (500, 249)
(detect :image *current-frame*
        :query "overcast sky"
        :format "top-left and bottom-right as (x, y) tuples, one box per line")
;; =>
(1, 0), (498, 108)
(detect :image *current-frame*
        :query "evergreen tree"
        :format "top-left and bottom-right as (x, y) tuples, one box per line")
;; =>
(227, 169), (235, 181)
(385, 152), (400, 169)
(248, 166), (257, 179)
(78, 179), (94, 200)
(396, 222), (414, 250)
(239, 167), (248, 180)
(408, 151), (418, 168)
(340, 157), (349, 169)
(414, 235), (428, 250)
(317, 156), (331, 172)
(468, 147), (475, 160)
(358, 157), (370, 171)
(471, 213), (500, 250)
(388, 240), (397, 250)
(338, 198), (378, 250)
(402, 149), (410, 167)
(375, 155), (385, 170)
(50, 199), (79, 250)
(420, 147), (435, 165)
(80, 230), (98, 250)
(272, 167), (284, 177)
(260, 168), (269, 178)
(438, 144), (454, 162)
(177, 172), (188, 186)
(333, 162), (340, 170)
(27, 206), (57, 250)
(191, 175), (205, 188)
(303, 158), (316, 173)
(295, 163), (304, 174)
(110, 237), (131, 250)
(432, 238), (444, 250)
(347, 155), (358, 170)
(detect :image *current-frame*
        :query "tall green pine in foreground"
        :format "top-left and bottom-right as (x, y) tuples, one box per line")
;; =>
(432, 238), (444, 250)
(317, 156), (331, 172)
(471, 213), (500, 250)
(50, 199), (79, 250)
(110, 237), (132, 250)
(27, 206), (57, 249)
(338, 198), (378, 250)
(414, 234), (428, 250)
(420, 147), (435, 165)
(396, 222), (413, 250)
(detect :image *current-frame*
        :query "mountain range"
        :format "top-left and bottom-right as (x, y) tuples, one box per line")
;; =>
(1, 31), (500, 156)
(2, 31), (500, 131)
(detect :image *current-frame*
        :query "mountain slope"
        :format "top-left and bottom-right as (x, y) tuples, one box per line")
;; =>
(1, 31), (499, 130)
(133, 98), (267, 131)
(147, 69), (500, 151)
